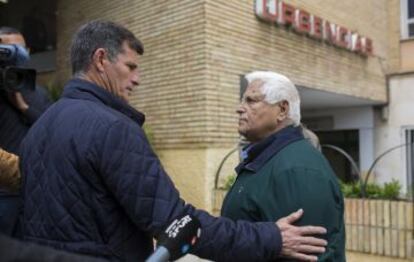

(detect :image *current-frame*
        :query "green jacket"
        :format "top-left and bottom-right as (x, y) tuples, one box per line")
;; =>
(221, 126), (345, 261)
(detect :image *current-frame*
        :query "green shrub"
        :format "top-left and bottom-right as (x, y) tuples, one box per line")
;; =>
(45, 80), (63, 102)
(48, 84), (63, 101)
(221, 174), (236, 191)
(382, 179), (401, 200)
(340, 179), (401, 200)
(143, 124), (154, 145)
(339, 181), (360, 198)
(365, 183), (382, 199)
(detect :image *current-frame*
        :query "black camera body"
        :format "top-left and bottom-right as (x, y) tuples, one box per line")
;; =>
(0, 44), (36, 92)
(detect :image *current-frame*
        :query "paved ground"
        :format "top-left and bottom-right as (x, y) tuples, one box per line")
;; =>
(347, 251), (411, 262)
(178, 252), (412, 261)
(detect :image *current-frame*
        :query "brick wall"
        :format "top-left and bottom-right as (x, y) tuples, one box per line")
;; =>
(203, 0), (390, 146)
(387, 0), (401, 74)
(57, 0), (390, 149)
(57, 0), (209, 149)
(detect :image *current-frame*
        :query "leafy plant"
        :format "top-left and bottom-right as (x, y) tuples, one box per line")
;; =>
(221, 174), (236, 191)
(45, 79), (63, 101)
(143, 124), (154, 145)
(340, 179), (401, 200)
(339, 181), (360, 198)
(365, 183), (382, 199)
(47, 84), (63, 101)
(382, 179), (401, 200)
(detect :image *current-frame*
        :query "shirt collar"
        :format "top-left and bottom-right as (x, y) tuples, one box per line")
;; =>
(62, 78), (145, 126)
(236, 125), (304, 174)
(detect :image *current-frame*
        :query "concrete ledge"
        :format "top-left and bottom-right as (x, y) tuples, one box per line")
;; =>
(347, 251), (411, 262)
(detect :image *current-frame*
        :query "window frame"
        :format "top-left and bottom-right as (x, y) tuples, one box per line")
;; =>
(404, 127), (414, 197)
(401, 0), (414, 39)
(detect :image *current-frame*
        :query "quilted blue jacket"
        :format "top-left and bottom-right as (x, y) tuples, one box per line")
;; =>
(20, 78), (282, 261)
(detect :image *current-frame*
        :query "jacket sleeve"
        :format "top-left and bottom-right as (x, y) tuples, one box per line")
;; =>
(96, 120), (282, 261)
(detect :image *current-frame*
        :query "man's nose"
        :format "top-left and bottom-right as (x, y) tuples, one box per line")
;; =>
(236, 104), (245, 114)
(131, 72), (140, 86)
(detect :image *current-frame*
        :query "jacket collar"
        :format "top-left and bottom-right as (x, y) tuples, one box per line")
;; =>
(235, 125), (304, 174)
(62, 78), (145, 126)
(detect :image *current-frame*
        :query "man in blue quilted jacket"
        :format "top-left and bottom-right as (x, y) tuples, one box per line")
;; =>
(20, 20), (328, 261)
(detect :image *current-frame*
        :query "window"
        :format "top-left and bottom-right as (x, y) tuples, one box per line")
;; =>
(316, 130), (360, 183)
(401, 0), (414, 39)
(406, 129), (414, 196)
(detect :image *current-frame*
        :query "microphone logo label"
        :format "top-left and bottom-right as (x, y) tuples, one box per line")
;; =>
(165, 215), (192, 238)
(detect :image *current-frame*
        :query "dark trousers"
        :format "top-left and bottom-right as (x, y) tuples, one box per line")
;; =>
(0, 192), (21, 236)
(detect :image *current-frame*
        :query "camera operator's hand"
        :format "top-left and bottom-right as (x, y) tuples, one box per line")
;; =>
(276, 209), (327, 261)
(0, 148), (20, 192)
(7, 91), (29, 113)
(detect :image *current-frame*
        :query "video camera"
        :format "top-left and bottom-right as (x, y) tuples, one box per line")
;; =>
(0, 44), (36, 92)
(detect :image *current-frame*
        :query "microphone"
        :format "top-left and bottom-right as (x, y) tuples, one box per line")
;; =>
(146, 214), (201, 262)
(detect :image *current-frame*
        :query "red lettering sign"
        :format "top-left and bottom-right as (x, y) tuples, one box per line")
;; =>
(280, 2), (295, 27)
(254, 0), (373, 56)
(310, 15), (323, 39)
(336, 26), (349, 48)
(363, 38), (373, 56)
(324, 21), (337, 45)
(296, 9), (311, 34)
(352, 34), (363, 53)
(262, 0), (278, 22)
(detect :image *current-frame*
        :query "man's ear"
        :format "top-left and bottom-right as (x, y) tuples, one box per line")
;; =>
(277, 100), (290, 121)
(91, 48), (107, 73)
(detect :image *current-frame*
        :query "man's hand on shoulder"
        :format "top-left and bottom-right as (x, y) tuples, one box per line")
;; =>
(276, 209), (327, 261)
(7, 91), (29, 113)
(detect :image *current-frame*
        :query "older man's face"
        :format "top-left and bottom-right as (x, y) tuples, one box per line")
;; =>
(236, 80), (284, 143)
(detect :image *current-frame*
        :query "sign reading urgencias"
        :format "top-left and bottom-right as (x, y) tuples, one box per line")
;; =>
(255, 0), (373, 56)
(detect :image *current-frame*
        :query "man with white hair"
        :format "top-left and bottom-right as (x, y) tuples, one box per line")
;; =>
(221, 71), (345, 261)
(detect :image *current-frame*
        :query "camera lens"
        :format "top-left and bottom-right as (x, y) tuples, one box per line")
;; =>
(5, 69), (25, 91)
(0, 67), (36, 92)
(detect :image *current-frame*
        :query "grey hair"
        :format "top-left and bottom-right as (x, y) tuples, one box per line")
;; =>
(301, 124), (321, 151)
(245, 71), (301, 126)
(70, 20), (144, 75)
